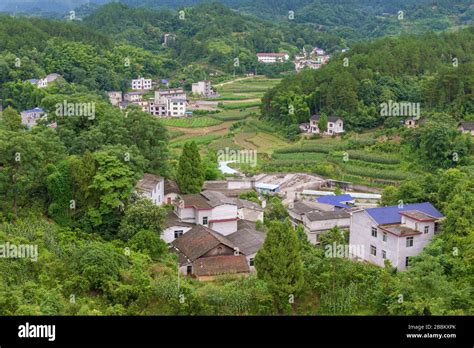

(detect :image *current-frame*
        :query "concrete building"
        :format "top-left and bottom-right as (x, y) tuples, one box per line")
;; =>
(234, 198), (264, 222)
(302, 210), (351, 244)
(20, 107), (46, 128)
(256, 53), (289, 63)
(135, 173), (165, 206)
(349, 203), (444, 270)
(108, 91), (123, 106)
(131, 77), (152, 90)
(191, 80), (218, 98)
(303, 114), (344, 135)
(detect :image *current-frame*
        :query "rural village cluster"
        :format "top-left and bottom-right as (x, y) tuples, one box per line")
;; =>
(6, 47), (474, 282)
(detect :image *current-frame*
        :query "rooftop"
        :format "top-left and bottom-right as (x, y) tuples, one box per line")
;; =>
(234, 198), (263, 211)
(316, 194), (354, 209)
(460, 121), (474, 130)
(257, 53), (288, 57)
(365, 203), (443, 225)
(305, 210), (350, 222)
(379, 224), (421, 237)
(399, 210), (438, 222)
(193, 255), (249, 277)
(201, 190), (235, 207)
(310, 114), (342, 122)
(135, 173), (163, 192)
(227, 220), (266, 255)
(164, 179), (180, 195)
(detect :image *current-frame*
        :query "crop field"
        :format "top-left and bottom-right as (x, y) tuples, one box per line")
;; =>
(159, 116), (222, 128)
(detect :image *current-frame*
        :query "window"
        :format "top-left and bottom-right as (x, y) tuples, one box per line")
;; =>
(370, 245), (376, 256)
(174, 230), (184, 239)
(371, 227), (377, 238)
(405, 257), (410, 268)
(424, 226), (429, 234)
(249, 258), (254, 266)
(382, 250), (387, 259)
(202, 216), (208, 225)
(383, 232), (387, 242)
(406, 236), (414, 247)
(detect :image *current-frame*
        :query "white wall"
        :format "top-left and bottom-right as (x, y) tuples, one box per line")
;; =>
(162, 225), (193, 243)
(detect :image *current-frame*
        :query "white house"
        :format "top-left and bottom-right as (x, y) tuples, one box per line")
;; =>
(192, 80), (218, 98)
(150, 88), (187, 117)
(304, 114), (344, 135)
(124, 92), (144, 103)
(302, 210), (351, 244)
(131, 77), (152, 90)
(163, 210), (194, 244)
(20, 107), (46, 128)
(256, 53), (289, 63)
(135, 173), (165, 206)
(234, 198), (264, 222)
(175, 191), (238, 235)
(349, 203), (444, 270)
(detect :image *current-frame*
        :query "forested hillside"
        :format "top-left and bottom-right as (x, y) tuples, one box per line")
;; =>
(262, 26), (474, 130)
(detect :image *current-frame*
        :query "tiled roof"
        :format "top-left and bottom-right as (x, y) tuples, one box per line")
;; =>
(288, 201), (322, 215)
(365, 203), (443, 225)
(201, 191), (235, 207)
(460, 121), (474, 130)
(234, 198), (263, 211)
(182, 194), (212, 209)
(193, 255), (249, 276)
(164, 179), (180, 194)
(305, 210), (350, 222)
(171, 225), (236, 263)
(316, 194), (354, 209)
(399, 210), (438, 221)
(135, 173), (163, 192)
(165, 210), (194, 228)
(227, 220), (266, 255)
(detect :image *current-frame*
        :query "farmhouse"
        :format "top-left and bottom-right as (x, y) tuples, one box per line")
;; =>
(170, 224), (249, 281)
(256, 53), (289, 63)
(135, 173), (164, 206)
(459, 121), (474, 136)
(349, 202), (444, 270)
(20, 107), (46, 128)
(107, 91), (123, 106)
(150, 88), (187, 117)
(192, 80), (219, 98)
(302, 210), (351, 244)
(302, 114), (344, 135)
(27, 73), (61, 88)
(227, 220), (266, 271)
(131, 77), (152, 90)
(234, 198), (264, 222)
(404, 117), (427, 128)
(164, 179), (181, 205)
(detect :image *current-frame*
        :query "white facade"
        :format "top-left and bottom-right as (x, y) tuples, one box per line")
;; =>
(349, 210), (438, 270)
(132, 77), (152, 90)
(257, 53), (289, 63)
(162, 224), (193, 244)
(237, 207), (264, 222)
(308, 116), (344, 135)
(150, 89), (187, 117)
(136, 175), (165, 206)
(124, 92), (143, 102)
(302, 214), (350, 244)
(191, 80), (217, 98)
(108, 91), (123, 106)
(20, 108), (46, 128)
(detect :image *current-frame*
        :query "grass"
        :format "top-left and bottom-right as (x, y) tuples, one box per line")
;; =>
(159, 116), (222, 128)
(170, 133), (221, 148)
(220, 101), (262, 110)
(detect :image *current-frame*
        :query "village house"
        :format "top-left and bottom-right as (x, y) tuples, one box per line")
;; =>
(170, 224), (250, 281)
(107, 91), (123, 107)
(256, 53), (289, 63)
(404, 117), (427, 128)
(301, 114), (344, 135)
(164, 179), (181, 205)
(227, 220), (266, 271)
(27, 73), (61, 89)
(349, 202), (444, 270)
(149, 88), (187, 117)
(163, 210), (194, 244)
(135, 173), (165, 206)
(175, 191), (238, 235)
(294, 46), (330, 72)
(459, 121), (474, 136)
(191, 80), (219, 98)
(131, 77), (152, 90)
(234, 198), (264, 222)
(124, 92), (144, 103)
(288, 200), (333, 223)
(20, 107), (46, 128)
(302, 210), (351, 244)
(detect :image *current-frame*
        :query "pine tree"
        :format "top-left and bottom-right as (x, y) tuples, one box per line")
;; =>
(0, 107), (22, 131)
(255, 219), (304, 313)
(177, 141), (204, 194)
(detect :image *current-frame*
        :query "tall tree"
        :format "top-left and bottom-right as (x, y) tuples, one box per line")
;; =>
(255, 219), (304, 313)
(0, 107), (22, 131)
(176, 141), (204, 194)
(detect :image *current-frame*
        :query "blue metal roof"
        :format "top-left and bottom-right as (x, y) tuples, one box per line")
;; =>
(317, 194), (353, 209)
(255, 183), (280, 190)
(22, 107), (44, 113)
(365, 202), (443, 225)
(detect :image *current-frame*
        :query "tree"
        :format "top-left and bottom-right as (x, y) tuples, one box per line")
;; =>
(254, 219), (304, 312)
(264, 196), (288, 224)
(176, 141), (204, 194)
(318, 113), (328, 134)
(129, 229), (168, 260)
(381, 186), (399, 206)
(118, 197), (167, 241)
(0, 107), (22, 131)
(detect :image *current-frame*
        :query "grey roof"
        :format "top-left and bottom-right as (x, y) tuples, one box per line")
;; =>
(234, 198), (263, 211)
(165, 210), (194, 228)
(460, 121), (474, 130)
(226, 220), (266, 256)
(201, 191), (235, 207)
(135, 173), (163, 192)
(164, 179), (180, 195)
(288, 201), (323, 215)
(305, 210), (350, 222)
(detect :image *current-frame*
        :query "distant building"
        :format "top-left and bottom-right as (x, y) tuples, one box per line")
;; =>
(302, 114), (344, 135)
(234, 198), (264, 222)
(349, 203), (444, 270)
(131, 77), (152, 90)
(256, 53), (289, 63)
(108, 91), (123, 106)
(302, 210), (351, 244)
(255, 182), (280, 195)
(27, 73), (61, 88)
(404, 117), (426, 128)
(135, 173), (165, 206)
(459, 121), (474, 136)
(162, 33), (176, 47)
(192, 80), (219, 98)
(124, 92), (144, 103)
(20, 107), (46, 128)
(150, 88), (187, 117)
